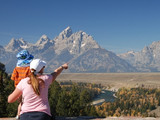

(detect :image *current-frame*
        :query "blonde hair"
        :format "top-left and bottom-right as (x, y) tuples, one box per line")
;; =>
(28, 70), (45, 96)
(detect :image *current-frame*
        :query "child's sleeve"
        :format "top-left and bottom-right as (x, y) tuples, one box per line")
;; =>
(11, 68), (17, 81)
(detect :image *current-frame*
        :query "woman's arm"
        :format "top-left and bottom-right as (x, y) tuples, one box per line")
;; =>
(51, 63), (68, 82)
(8, 87), (22, 103)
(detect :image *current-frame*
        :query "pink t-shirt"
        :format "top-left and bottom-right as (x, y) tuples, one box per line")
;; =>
(17, 74), (53, 116)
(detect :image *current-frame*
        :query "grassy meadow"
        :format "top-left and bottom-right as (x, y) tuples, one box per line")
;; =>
(56, 72), (160, 89)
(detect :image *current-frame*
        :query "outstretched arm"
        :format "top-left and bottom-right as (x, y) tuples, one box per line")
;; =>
(51, 63), (68, 82)
(8, 88), (22, 103)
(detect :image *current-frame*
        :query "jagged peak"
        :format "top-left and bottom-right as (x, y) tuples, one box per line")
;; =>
(79, 31), (87, 35)
(40, 34), (49, 40)
(151, 40), (160, 44)
(65, 26), (71, 31)
(127, 50), (135, 54)
(19, 37), (24, 41)
(4, 38), (29, 52)
(59, 26), (72, 39)
(8, 38), (16, 43)
(142, 46), (150, 51)
(36, 34), (50, 45)
(75, 30), (88, 35)
(149, 41), (160, 49)
(6, 38), (26, 46)
(19, 38), (28, 45)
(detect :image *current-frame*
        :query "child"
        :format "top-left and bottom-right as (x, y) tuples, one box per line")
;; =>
(8, 59), (68, 120)
(11, 50), (34, 119)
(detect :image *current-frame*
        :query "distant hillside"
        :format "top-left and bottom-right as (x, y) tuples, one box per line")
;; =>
(0, 27), (136, 73)
(118, 41), (160, 72)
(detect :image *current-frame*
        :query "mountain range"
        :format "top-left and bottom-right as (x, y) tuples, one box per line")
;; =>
(0, 26), (160, 73)
(118, 41), (160, 72)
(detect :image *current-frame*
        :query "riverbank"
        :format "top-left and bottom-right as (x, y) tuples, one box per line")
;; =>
(92, 89), (116, 105)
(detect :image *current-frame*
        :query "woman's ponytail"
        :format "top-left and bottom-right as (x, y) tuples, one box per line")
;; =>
(29, 70), (44, 96)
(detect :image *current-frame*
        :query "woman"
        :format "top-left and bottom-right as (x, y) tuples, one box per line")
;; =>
(8, 59), (68, 120)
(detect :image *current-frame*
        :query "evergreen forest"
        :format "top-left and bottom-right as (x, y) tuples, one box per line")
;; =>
(0, 62), (160, 118)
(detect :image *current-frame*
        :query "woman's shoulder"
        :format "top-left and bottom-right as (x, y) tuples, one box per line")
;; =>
(39, 74), (53, 84)
(39, 74), (52, 79)
(17, 77), (30, 88)
(20, 77), (30, 83)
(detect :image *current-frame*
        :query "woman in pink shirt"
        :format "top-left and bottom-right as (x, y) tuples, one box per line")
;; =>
(8, 59), (68, 120)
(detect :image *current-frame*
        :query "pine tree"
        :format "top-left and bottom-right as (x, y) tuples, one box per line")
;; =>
(79, 89), (91, 116)
(56, 88), (70, 116)
(0, 71), (6, 117)
(0, 62), (18, 117)
(89, 106), (98, 117)
(80, 89), (91, 107)
(68, 85), (80, 117)
(48, 81), (61, 117)
(4, 72), (18, 117)
(0, 62), (8, 117)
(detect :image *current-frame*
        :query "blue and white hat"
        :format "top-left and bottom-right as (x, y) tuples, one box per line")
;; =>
(16, 50), (34, 67)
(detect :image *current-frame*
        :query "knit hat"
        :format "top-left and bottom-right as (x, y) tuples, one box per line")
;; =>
(16, 50), (34, 67)
(30, 59), (46, 73)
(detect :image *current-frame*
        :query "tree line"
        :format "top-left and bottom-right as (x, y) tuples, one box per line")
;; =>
(95, 87), (160, 117)
(0, 62), (160, 118)
(0, 62), (100, 118)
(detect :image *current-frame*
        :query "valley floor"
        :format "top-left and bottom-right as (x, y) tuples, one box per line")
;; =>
(2, 73), (160, 120)
(57, 72), (160, 89)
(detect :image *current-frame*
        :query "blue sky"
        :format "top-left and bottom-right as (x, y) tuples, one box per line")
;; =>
(0, 0), (160, 53)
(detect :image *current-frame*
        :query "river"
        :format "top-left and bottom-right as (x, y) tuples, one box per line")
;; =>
(92, 89), (117, 105)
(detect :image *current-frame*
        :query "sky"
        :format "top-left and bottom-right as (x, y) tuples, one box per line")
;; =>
(0, 0), (160, 54)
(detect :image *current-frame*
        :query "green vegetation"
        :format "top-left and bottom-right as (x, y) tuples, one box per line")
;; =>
(1, 62), (160, 118)
(49, 81), (101, 117)
(96, 87), (160, 117)
(0, 62), (18, 117)
(0, 62), (100, 117)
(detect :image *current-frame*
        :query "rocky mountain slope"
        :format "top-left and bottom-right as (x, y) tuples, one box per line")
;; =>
(118, 41), (160, 72)
(0, 27), (136, 73)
